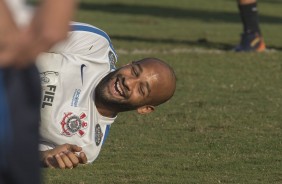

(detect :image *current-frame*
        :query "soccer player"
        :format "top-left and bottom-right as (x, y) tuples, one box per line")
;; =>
(37, 22), (176, 169)
(235, 0), (266, 52)
(0, 0), (76, 183)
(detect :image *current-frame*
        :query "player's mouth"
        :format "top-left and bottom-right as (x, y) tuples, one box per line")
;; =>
(113, 77), (125, 98)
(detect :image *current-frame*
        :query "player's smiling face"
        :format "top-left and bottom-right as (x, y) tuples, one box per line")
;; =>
(108, 61), (155, 104)
(95, 58), (175, 115)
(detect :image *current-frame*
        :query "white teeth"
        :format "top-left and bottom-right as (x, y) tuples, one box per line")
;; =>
(117, 82), (122, 94)
(113, 83), (117, 94)
(114, 80), (123, 96)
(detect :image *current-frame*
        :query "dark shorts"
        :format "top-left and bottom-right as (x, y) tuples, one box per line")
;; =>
(0, 65), (41, 184)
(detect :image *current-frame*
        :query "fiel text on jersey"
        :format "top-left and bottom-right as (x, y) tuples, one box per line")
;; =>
(42, 85), (57, 108)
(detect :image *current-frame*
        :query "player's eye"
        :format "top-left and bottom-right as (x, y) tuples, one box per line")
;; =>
(132, 66), (138, 77)
(139, 85), (145, 96)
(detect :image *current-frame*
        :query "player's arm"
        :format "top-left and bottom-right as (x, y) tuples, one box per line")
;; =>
(41, 143), (87, 169)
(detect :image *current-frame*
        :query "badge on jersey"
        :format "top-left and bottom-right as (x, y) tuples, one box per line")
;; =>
(108, 51), (117, 70)
(60, 112), (88, 137)
(40, 71), (59, 85)
(95, 124), (103, 146)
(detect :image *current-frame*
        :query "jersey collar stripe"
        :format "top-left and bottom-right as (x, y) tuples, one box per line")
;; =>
(71, 24), (117, 56)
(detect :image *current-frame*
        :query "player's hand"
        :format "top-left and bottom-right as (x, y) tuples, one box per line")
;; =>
(0, 29), (37, 68)
(41, 143), (88, 169)
(0, 29), (22, 67)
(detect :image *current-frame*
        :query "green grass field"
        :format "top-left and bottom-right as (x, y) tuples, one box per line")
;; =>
(43, 0), (282, 183)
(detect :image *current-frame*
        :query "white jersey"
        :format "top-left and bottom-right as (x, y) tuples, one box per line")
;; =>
(36, 22), (118, 163)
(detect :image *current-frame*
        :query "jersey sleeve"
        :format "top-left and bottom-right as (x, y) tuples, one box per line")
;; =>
(48, 22), (116, 60)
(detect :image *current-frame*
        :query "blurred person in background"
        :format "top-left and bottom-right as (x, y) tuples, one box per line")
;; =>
(235, 0), (266, 52)
(0, 0), (76, 183)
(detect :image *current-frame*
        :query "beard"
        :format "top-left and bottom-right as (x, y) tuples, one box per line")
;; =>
(95, 70), (137, 112)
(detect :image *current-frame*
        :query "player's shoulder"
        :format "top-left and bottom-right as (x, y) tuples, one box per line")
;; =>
(70, 22), (111, 43)
(69, 22), (118, 70)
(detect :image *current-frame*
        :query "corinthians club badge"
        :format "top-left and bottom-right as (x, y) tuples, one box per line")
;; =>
(61, 112), (88, 137)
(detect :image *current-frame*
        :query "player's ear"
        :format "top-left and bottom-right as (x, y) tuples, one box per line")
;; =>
(136, 105), (155, 115)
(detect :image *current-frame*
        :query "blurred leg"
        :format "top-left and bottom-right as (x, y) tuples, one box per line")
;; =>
(2, 64), (41, 184)
(235, 0), (265, 51)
